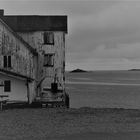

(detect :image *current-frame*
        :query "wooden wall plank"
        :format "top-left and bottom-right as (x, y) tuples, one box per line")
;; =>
(0, 21), (36, 79)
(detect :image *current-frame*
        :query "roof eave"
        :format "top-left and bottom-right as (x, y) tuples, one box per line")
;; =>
(0, 68), (34, 82)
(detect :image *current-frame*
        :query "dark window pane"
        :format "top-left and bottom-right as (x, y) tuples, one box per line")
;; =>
(3, 56), (7, 68)
(49, 33), (54, 44)
(4, 80), (11, 92)
(44, 54), (54, 67)
(44, 32), (54, 45)
(8, 56), (11, 67)
(44, 32), (47, 44)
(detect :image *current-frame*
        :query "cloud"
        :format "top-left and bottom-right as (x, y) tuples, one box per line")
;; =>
(69, 1), (140, 47)
(66, 1), (140, 70)
(93, 43), (140, 59)
(1, 0), (140, 70)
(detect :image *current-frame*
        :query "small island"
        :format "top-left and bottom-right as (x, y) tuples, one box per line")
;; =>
(70, 69), (88, 73)
(129, 69), (140, 71)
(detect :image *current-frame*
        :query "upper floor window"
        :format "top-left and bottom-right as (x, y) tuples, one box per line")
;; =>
(44, 32), (54, 45)
(3, 56), (11, 68)
(44, 54), (54, 67)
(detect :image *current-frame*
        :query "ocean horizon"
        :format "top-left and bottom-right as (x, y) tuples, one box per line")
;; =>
(66, 70), (140, 109)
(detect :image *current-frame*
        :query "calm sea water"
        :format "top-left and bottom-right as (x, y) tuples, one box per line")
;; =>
(65, 71), (140, 109)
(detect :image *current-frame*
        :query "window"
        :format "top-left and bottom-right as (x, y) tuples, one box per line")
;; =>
(3, 56), (11, 68)
(44, 32), (54, 45)
(4, 56), (7, 68)
(44, 54), (54, 67)
(4, 80), (11, 92)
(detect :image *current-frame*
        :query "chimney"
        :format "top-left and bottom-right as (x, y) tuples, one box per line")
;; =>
(0, 10), (4, 16)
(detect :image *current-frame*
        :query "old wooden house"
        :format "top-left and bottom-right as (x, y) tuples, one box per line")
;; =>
(0, 10), (68, 107)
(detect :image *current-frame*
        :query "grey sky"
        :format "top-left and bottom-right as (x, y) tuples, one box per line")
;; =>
(1, 0), (140, 70)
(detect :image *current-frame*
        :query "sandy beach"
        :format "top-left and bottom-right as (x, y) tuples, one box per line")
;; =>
(0, 107), (140, 139)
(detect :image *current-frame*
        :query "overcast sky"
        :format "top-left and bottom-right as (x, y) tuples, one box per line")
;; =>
(1, 0), (140, 70)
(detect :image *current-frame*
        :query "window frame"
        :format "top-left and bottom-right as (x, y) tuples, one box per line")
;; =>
(44, 54), (54, 67)
(43, 32), (54, 45)
(3, 56), (7, 68)
(4, 80), (11, 92)
(3, 55), (12, 68)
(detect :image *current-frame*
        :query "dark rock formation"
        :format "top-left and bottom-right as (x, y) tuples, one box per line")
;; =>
(70, 69), (87, 73)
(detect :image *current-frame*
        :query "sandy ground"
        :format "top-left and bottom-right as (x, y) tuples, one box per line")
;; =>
(0, 107), (140, 139)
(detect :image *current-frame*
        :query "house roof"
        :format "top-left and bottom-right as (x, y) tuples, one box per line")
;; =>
(0, 68), (34, 82)
(1, 15), (67, 33)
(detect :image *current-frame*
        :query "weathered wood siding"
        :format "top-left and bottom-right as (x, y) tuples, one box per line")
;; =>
(0, 20), (37, 79)
(42, 32), (65, 90)
(18, 32), (43, 51)
(18, 31), (65, 90)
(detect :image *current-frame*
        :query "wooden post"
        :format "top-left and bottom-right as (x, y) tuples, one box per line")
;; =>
(0, 83), (4, 110)
(0, 101), (2, 110)
(26, 80), (30, 104)
(0, 95), (8, 110)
